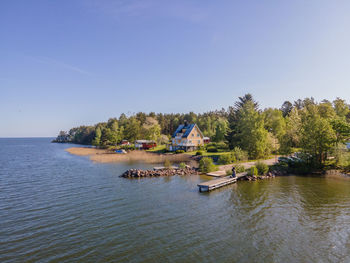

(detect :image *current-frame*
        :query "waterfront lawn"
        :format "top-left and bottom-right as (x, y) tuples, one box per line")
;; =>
(146, 145), (167, 153)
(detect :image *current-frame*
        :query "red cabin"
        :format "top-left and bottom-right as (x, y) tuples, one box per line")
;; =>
(135, 140), (157, 150)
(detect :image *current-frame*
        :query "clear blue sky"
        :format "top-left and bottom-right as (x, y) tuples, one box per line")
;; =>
(1, 0), (350, 137)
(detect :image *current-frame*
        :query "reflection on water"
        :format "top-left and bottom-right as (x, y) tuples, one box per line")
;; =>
(1, 138), (350, 263)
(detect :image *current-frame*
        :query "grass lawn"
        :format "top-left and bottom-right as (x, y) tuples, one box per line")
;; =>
(186, 151), (233, 157)
(146, 145), (166, 153)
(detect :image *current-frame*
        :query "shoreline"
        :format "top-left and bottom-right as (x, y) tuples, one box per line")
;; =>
(65, 147), (192, 164)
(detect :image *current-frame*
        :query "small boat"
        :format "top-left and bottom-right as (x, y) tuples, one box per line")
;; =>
(115, 149), (127, 154)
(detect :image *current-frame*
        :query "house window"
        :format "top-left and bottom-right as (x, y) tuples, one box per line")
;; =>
(192, 134), (194, 137)
(197, 133), (199, 137)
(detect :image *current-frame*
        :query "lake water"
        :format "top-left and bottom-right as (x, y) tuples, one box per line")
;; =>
(1, 138), (350, 263)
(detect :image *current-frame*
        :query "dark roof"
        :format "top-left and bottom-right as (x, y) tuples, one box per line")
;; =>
(172, 124), (196, 138)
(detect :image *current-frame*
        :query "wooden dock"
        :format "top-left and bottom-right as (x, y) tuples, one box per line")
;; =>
(197, 173), (248, 192)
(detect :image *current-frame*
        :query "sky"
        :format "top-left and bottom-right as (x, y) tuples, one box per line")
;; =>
(1, 0), (350, 137)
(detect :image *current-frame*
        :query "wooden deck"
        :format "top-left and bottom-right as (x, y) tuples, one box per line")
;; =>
(198, 172), (247, 192)
(206, 170), (226, 177)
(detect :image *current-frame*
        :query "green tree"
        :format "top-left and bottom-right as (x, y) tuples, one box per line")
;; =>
(333, 98), (349, 118)
(263, 108), (286, 147)
(226, 94), (259, 149)
(199, 157), (217, 173)
(300, 106), (336, 166)
(235, 101), (270, 159)
(330, 118), (350, 146)
(92, 126), (102, 146)
(213, 118), (228, 142)
(123, 117), (141, 142)
(280, 108), (301, 154)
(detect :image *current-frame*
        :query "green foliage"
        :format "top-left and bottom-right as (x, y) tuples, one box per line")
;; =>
(206, 142), (229, 152)
(119, 144), (135, 151)
(218, 154), (232, 165)
(207, 146), (218, 152)
(228, 99), (270, 159)
(255, 161), (269, 175)
(92, 127), (101, 146)
(175, 150), (185, 154)
(226, 169), (233, 176)
(164, 159), (172, 168)
(249, 166), (258, 176)
(178, 162), (187, 169)
(330, 118), (350, 145)
(199, 157), (217, 173)
(196, 150), (204, 156)
(300, 105), (337, 167)
(235, 164), (245, 173)
(231, 147), (248, 161)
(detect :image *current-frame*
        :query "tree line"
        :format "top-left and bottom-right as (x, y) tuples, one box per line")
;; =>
(55, 94), (350, 167)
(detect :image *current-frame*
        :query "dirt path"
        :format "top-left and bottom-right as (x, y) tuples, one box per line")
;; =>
(218, 157), (278, 171)
(207, 157), (278, 177)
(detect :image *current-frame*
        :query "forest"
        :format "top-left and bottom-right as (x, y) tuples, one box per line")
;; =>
(54, 94), (350, 169)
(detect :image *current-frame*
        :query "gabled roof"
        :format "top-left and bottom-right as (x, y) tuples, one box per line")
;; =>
(172, 123), (203, 138)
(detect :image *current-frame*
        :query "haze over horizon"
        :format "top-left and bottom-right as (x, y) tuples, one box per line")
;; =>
(1, 0), (350, 137)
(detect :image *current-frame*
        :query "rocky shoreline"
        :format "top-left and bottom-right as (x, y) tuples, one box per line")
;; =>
(238, 170), (285, 181)
(120, 167), (199, 178)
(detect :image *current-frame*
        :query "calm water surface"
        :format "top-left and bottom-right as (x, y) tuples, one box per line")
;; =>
(1, 138), (350, 263)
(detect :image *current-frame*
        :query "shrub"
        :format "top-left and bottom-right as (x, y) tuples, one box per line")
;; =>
(120, 144), (135, 151)
(235, 164), (245, 173)
(164, 159), (172, 168)
(178, 162), (186, 169)
(249, 166), (258, 176)
(230, 152), (237, 163)
(337, 151), (350, 171)
(175, 150), (185, 154)
(196, 150), (204, 156)
(255, 161), (269, 175)
(218, 154), (232, 165)
(216, 141), (230, 151)
(207, 146), (218, 153)
(226, 169), (233, 176)
(199, 157), (217, 173)
(231, 147), (248, 161)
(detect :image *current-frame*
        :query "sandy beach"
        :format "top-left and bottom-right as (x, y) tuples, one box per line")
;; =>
(65, 147), (191, 164)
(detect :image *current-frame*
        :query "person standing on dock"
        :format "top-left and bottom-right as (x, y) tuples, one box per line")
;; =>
(231, 166), (236, 178)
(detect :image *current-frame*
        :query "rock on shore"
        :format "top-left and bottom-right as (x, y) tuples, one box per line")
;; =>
(120, 167), (199, 178)
(238, 170), (284, 181)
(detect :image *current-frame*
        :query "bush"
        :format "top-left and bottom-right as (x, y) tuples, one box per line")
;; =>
(229, 152), (237, 163)
(175, 150), (185, 154)
(218, 154), (232, 165)
(164, 159), (172, 168)
(336, 151), (350, 171)
(207, 146), (218, 153)
(226, 169), (233, 176)
(196, 150), (204, 156)
(120, 144), (135, 151)
(178, 162), (186, 169)
(249, 166), (258, 176)
(216, 141), (229, 151)
(235, 164), (245, 173)
(255, 161), (269, 175)
(231, 147), (248, 161)
(199, 157), (217, 173)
